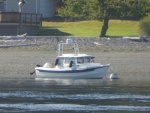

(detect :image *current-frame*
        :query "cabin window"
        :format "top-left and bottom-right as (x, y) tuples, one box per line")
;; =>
(77, 57), (84, 64)
(65, 58), (74, 64)
(58, 58), (64, 65)
(84, 57), (91, 63)
(90, 58), (94, 63)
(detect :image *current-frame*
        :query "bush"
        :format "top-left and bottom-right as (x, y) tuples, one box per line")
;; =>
(57, 0), (101, 21)
(139, 15), (150, 36)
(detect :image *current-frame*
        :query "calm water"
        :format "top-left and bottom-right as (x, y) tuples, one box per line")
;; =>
(0, 76), (150, 113)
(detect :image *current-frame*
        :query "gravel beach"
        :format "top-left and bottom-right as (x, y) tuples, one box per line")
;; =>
(0, 37), (150, 79)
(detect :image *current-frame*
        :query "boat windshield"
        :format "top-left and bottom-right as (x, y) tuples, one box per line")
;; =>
(57, 57), (94, 65)
(58, 58), (64, 65)
(65, 58), (74, 64)
(77, 57), (84, 63)
(77, 57), (94, 64)
(84, 57), (91, 63)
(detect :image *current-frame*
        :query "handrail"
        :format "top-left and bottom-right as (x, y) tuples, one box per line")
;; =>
(0, 12), (42, 26)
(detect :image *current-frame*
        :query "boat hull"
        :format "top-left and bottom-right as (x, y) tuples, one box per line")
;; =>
(35, 65), (109, 79)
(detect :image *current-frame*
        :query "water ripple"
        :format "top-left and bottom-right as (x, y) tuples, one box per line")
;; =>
(0, 104), (150, 112)
(0, 91), (150, 100)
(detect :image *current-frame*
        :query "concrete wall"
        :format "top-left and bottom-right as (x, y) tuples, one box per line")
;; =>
(0, 25), (39, 36)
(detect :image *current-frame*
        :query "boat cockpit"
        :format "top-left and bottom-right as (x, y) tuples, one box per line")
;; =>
(55, 56), (95, 68)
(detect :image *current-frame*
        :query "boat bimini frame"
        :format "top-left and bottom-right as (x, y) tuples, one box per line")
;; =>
(58, 39), (79, 56)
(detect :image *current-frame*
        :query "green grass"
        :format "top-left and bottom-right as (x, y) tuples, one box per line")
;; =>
(107, 20), (139, 37)
(37, 20), (139, 37)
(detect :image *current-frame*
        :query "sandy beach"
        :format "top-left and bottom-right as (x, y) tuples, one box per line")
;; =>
(0, 37), (150, 79)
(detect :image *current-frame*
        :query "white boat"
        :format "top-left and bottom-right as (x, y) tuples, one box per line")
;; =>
(35, 39), (110, 79)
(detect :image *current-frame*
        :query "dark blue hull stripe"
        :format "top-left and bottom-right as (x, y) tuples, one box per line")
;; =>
(36, 66), (109, 73)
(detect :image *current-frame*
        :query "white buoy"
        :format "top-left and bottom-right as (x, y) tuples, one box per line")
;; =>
(109, 73), (119, 79)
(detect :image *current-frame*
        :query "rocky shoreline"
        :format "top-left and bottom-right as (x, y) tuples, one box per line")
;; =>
(0, 36), (150, 51)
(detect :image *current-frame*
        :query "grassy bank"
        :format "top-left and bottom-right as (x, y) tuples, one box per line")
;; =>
(37, 20), (139, 37)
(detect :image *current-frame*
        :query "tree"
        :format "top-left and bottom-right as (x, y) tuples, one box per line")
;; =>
(57, 0), (101, 21)
(139, 15), (150, 36)
(146, 0), (150, 14)
(57, 0), (87, 21)
(57, 0), (148, 37)
(98, 0), (148, 37)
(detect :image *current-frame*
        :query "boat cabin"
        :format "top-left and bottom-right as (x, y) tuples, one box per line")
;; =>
(55, 39), (95, 68)
(55, 55), (95, 68)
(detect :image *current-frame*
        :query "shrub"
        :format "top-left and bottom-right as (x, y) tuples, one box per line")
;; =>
(139, 15), (150, 36)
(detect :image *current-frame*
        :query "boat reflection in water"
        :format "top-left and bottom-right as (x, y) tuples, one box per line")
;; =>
(35, 78), (106, 85)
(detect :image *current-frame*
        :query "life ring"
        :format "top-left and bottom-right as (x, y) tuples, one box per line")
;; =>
(69, 61), (73, 68)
